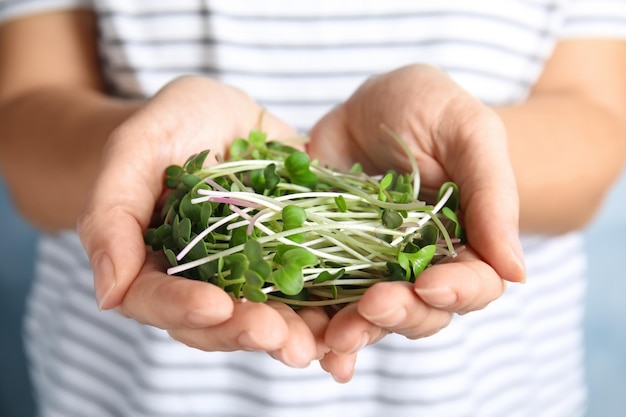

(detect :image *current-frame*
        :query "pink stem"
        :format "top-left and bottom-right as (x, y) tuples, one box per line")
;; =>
(204, 177), (228, 192)
(209, 196), (261, 208)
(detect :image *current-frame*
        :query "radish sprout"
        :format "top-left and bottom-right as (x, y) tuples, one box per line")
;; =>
(144, 130), (464, 307)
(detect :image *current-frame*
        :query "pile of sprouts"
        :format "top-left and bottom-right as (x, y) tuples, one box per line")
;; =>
(145, 129), (464, 308)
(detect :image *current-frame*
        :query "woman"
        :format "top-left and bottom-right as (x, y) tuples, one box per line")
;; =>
(1, 1), (625, 416)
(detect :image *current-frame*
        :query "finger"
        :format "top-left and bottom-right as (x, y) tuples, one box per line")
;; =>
(168, 300), (289, 353)
(77, 125), (163, 310)
(307, 106), (373, 172)
(325, 303), (387, 355)
(259, 112), (303, 147)
(319, 351), (358, 383)
(296, 307), (332, 360)
(357, 282), (453, 339)
(116, 252), (234, 329)
(436, 99), (526, 283)
(413, 248), (507, 315)
(266, 302), (321, 368)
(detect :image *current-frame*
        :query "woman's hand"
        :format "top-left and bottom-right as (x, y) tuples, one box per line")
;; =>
(307, 64), (526, 381)
(77, 76), (328, 367)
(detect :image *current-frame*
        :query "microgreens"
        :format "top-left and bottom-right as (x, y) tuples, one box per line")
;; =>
(144, 129), (464, 308)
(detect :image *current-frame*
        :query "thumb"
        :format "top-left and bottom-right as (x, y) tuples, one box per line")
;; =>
(307, 106), (368, 172)
(77, 134), (162, 310)
(438, 105), (526, 283)
(259, 111), (302, 147)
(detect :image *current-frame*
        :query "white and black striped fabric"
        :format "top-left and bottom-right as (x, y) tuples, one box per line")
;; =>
(2, 1), (625, 416)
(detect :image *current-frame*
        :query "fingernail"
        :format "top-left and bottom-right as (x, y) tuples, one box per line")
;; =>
(270, 349), (309, 368)
(331, 366), (355, 384)
(507, 226), (527, 283)
(237, 331), (260, 351)
(93, 252), (116, 310)
(346, 333), (369, 354)
(185, 309), (215, 327)
(361, 306), (407, 327)
(415, 287), (457, 308)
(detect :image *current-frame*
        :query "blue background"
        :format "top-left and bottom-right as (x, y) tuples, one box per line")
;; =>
(1, 172), (625, 417)
(583, 171), (626, 417)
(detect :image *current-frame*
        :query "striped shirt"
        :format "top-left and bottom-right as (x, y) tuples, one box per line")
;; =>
(2, 1), (625, 416)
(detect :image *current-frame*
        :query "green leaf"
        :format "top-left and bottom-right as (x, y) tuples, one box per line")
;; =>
(334, 195), (347, 212)
(172, 215), (191, 244)
(244, 269), (264, 288)
(181, 174), (202, 190)
(349, 163), (362, 174)
(184, 150), (210, 173)
(227, 282), (244, 299)
(248, 129), (267, 149)
(249, 259), (271, 280)
(438, 182), (460, 212)
(267, 140), (299, 155)
(229, 138), (249, 160)
(390, 191), (409, 204)
(263, 163), (280, 192)
(160, 193), (178, 221)
(146, 223), (174, 251)
(164, 248), (178, 267)
(386, 262), (406, 281)
(415, 223), (439, 247)
(399, 242), (434, 278)
(411, 245), (436, 278)
(165, 164), (184, 178)
(382, 209), (403, 229)
(391, 174), (413, 196)
(224, 253), (248, 280)
(330, 285), (338, 299)
(250, 164), (280, 194)
(272, 244), (298, 265)
(164, 177), (180, 189)
(179, 193), (201, 223)
(230, 226), (249, 248)
(144, 228), (158, 249)
(272, 264), (304, 296)
(283, 207), (306, 227)
(280, 247), (318, 269)
(229, 181), (241, 192)
(184, 238), (208, 261)
(284, 151), (317, 188)
(243, 239), (264, 262)
(200, 201), (213, 228)
(271, 246), (316, 295)
(313, 268), (346, 284)
(442, 207), (463, 239)
(164, 165), (184, 189)
(282, 205), (307, 243)
(242, 285), (268, 302)
(197, 260), (217, 283)
(403, 241), (419, 254)
(249, 169), (266, 194)
(276, 289), (310, 305)
(380, 172), (394, 191)
(397, 252), (412, 281)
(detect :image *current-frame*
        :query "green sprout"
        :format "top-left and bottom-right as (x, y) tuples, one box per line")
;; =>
(144, 129), (464, 308)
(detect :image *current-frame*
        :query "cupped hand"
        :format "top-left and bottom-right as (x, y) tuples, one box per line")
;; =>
(77, 76), (328, 366)
(308, 64), (526, 381)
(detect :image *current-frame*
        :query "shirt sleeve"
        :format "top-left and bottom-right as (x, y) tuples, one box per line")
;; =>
(0, 0), (92, 26)
(560, 0), (626, 38)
